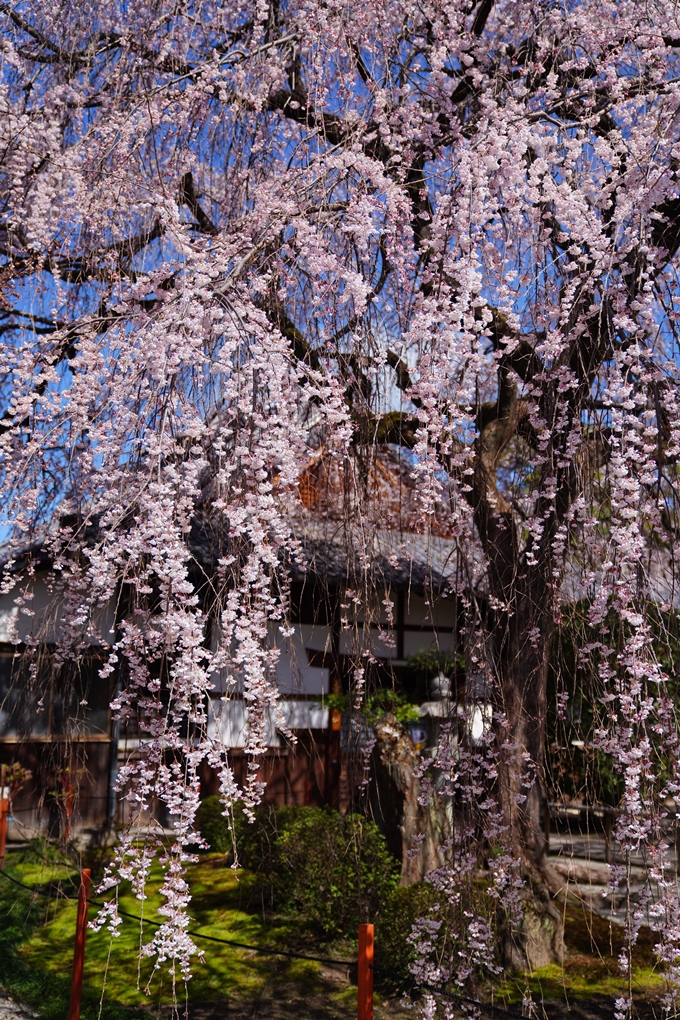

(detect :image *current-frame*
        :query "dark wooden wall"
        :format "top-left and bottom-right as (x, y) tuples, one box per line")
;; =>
(0, 740), (112, 837)
(1, 729), (343, 839)
(201, 730), (342, 810)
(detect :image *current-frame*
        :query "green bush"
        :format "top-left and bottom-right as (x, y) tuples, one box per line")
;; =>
(235, 803), (301, 872)
(196, 800), (404, 942)
(274, 807), (398, 938)
(195, 796), (297, 866)
(374, 882), (441, 992)
(195, 795), (233, 853)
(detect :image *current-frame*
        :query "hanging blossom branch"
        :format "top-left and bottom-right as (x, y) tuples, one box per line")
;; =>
(2, 0), (680, 1002)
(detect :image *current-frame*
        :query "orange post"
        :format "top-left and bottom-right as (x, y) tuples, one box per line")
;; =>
(0, 797), (7, 869)
(0, 762), (6, 869)
(358, 923), (374, 1020)
(68, 868), (91, 1020)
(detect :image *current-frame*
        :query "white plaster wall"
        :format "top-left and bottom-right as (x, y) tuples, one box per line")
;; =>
(0, 576), (116, 645)
(274, 628), (330, 695)
(0, 604), (17, 642)
(209, 622), (331, 696)
(207, 698), (329, 748)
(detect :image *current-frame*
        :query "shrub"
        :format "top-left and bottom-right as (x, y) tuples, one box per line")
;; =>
(374, 882), (441, 992)
(195, 795), (233, 853)
(196, 797), (297, 865)
(235, 803), (297, 872)
(195, 800), (402, 942)
(274, 807), (398, 938)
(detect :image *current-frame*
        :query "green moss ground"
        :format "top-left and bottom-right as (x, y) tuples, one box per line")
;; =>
(0, 847), (671, 1019)
(497, 904), (666, 1009)
(0, 849), (358, 1019)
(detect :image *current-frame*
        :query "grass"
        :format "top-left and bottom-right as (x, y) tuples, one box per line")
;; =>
(0, 847), (357, 1019)
(0, 845), (671, 1019)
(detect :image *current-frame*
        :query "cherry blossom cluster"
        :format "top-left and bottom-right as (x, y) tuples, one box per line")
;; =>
(0, 0), (680, 1006)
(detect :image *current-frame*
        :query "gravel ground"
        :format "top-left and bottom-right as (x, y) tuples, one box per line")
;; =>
(0, 998), (35, 1020)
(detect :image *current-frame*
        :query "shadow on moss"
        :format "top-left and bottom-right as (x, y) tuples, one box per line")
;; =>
(0, 864), (148, 1020)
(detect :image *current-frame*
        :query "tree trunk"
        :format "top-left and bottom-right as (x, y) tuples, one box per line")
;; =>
(470, 426), (567, 971)
(369, 715), (444, 884)
(493, 588), (565, 971)
(367, 580), (565, 969)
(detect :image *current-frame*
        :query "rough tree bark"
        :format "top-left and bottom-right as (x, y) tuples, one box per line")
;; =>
(369, 718), (444, 885)
(494, 594), (565, 970)
(370, 714), (444, 884)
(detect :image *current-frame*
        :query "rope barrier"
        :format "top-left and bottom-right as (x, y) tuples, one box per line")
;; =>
(418, 984), (530, 1020)
(0, 866), (354, 966)
(0, 865), (535, 1019)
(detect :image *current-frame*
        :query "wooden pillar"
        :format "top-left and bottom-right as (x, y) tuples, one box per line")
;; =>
(68, 868), (91, 1020)
(396, 592), (404, 661)
(64, 782), (74, 843)
(0, 762), (8, 868)
(358, 923), (374, 1020)
(106, 677), (122, 834)
(0, 796), (7, 869)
